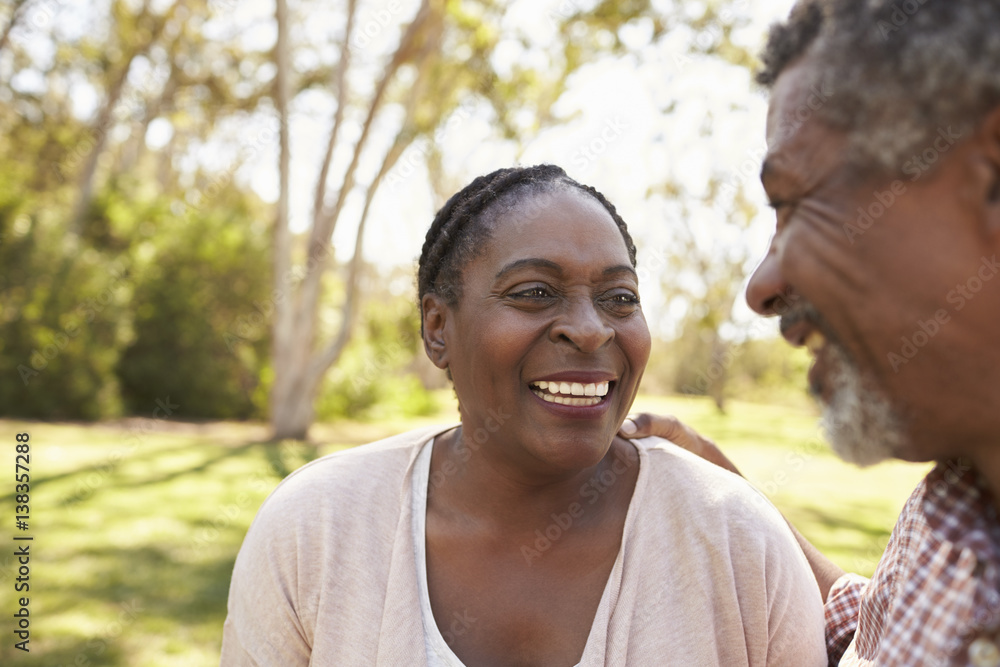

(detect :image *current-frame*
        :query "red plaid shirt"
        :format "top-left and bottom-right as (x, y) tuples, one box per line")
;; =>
(824, 459), (1000, 666)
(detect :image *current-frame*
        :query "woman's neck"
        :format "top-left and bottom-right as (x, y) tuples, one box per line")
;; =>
(427, 427), (640, 537)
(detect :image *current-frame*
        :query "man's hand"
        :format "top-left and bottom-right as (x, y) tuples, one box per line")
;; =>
(619, 412), (742, 476)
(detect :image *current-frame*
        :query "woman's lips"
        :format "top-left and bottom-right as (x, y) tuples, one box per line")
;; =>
(526, 379), (616, 415)
(529, 380), (610, 406)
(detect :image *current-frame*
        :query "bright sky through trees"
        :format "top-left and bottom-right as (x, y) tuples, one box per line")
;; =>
(17, 0), (796, 339)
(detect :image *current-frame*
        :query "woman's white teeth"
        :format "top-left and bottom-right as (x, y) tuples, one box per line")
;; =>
(531, 380), (610, 400)
(805, 331), (827, 354)
(534, 392), (602, 407)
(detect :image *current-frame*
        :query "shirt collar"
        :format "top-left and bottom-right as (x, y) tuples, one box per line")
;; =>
(922, 458), (1000, 561)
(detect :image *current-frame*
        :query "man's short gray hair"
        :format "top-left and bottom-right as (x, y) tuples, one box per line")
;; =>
(757, 0), (1000, 173)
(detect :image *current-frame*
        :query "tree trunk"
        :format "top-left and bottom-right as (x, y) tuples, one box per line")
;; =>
(269, 0), (441, 441)
(269, 0), (298, 441)
(708, 335), (729, 414)
(270, 371), (319, 441)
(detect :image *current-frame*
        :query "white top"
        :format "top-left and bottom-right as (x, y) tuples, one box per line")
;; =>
(221, 424), (828, 666)
(411, 438), (585, 666)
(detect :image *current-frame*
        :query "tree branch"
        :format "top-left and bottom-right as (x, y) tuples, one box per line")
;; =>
(272, 0), (293, 358)
(306, 30), (443, 383)
(0, 0), (31, 56)
(68, 0), (177, 234)
(307, 131), (414, 385)
(294, 0), (437, 341)
(312, 0), (358, 226)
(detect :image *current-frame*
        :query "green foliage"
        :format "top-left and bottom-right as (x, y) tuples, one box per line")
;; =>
(116, 182), (272, 420)
(0, 164), (272, 421)
(646, 320), (813, 410)
(315, 297), (436, 420)
(650, 311), (716, 393)
(727, 338), (814, 407)
(368, 374), (441, 420)
(0, 187), (127, 419)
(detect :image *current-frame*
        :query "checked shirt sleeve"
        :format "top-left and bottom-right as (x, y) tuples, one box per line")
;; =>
(824, 572), (869, 666)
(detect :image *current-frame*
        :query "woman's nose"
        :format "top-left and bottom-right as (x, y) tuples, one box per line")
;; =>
(550, 300), (614, 353)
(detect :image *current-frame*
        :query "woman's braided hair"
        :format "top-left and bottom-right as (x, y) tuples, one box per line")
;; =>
(417, 164), (637, 320)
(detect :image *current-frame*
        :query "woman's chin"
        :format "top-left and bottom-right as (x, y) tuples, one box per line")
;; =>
(527, 427), (620, 472)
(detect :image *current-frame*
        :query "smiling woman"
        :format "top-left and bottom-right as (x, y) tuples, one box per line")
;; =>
(219, 165), (828, 667)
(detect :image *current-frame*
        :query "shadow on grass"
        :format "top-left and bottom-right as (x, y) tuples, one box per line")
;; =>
(42, 441), (284, 508)
(264, 439), (320, 478)
(113, 442), (263, 490)
(793, 504), (894, 539)
(55, 543), (237, 625)
(39, 543), (240, 666)
(4, 427), (349, 506)
(0, 639), (129, 666)
(1, 438), (258, 504)
(17, 441), (303, 665)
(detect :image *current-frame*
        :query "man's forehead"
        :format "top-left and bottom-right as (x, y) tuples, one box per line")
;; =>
(765, 58), (818, 151)
(760, 57), (849, 192)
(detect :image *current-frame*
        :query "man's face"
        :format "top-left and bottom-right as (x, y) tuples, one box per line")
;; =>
(747, 57), (1000, 465)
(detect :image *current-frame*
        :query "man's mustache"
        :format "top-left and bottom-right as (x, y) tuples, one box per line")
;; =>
(778, 301), (825, 340)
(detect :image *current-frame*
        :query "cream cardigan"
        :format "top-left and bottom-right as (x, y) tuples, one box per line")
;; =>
(221, 425), (827, 666)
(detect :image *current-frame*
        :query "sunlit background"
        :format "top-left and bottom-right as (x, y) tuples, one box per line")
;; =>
(0, 0), (931, 664)
(1, 0), (809, 423)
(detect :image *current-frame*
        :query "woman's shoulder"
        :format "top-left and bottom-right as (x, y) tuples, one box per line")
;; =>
(631, 435), (788, 530)
(633, 434), (745, 483)
(257, 424), (454, 515)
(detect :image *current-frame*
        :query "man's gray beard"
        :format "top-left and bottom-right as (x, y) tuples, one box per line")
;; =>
(818, 341), (905, 467)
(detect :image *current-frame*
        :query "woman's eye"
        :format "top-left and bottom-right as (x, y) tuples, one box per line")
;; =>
(603, 291), (640, 311)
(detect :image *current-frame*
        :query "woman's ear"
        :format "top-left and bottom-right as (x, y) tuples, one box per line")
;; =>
(421, 293), (450, 370)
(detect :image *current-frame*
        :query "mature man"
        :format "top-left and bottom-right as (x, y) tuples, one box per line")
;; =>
(625, 0), (1000, 665)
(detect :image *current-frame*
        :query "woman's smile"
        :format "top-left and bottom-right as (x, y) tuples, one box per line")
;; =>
(528, 373), (616, 413)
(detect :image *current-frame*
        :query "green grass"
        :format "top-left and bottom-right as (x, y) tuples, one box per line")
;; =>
(0, 396), (929, 665)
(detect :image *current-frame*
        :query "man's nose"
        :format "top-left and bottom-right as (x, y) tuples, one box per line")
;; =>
(746, 240), (793, 316)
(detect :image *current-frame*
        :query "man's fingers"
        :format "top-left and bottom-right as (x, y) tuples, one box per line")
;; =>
(620, 412), (742, 477)
(619, 413), (683, 441)
(619, 412), (707, 455)
(619, 413), (658, 438)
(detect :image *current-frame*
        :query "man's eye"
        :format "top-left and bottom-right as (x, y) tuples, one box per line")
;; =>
(768, 200), (798, 230)
(511, 287), (552, 299)
(769, 199), (799, 217)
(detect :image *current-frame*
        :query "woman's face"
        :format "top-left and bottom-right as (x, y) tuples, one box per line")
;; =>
(426, 187), (651, 474)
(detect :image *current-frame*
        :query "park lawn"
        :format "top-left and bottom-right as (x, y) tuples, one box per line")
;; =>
(0, 396), (929, 666)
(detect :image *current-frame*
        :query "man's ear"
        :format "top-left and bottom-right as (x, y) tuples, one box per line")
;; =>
(978, 105), (1000, 236)
(421, 293), (450, 370)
